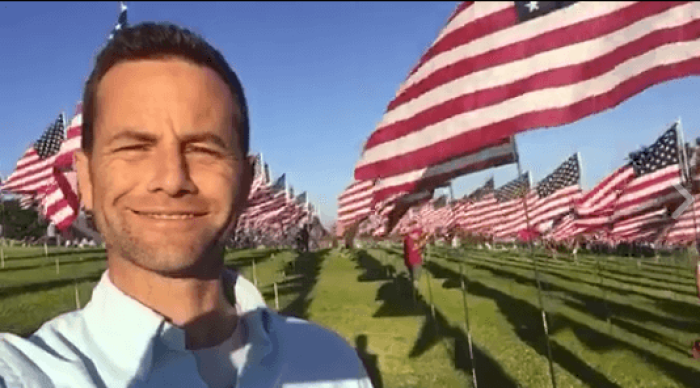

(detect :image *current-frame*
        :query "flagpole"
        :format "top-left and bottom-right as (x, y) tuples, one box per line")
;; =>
(514, 137), (557, 388)
(675, 118), (700, 301)
(447, 182), (479, 387)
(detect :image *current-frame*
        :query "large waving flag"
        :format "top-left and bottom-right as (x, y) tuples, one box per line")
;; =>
(355, 2), (700, 183)
(2, 114), (66, 194)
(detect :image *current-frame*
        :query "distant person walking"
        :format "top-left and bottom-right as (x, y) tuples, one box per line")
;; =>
(403, 220), (429, 286)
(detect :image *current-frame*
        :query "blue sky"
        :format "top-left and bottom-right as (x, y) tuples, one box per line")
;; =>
(2, 2), (700, 228)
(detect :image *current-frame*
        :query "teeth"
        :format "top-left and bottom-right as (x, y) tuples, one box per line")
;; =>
(141, 213), (197, 220)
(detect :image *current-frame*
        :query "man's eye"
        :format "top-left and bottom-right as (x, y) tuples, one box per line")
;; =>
(187, 146), (220, 156)
(116, 145), (149, 152)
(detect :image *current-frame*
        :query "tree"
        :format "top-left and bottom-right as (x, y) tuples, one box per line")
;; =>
(0, 197), (48, 240)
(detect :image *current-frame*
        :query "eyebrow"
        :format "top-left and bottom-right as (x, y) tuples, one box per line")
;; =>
(107, 129), (158, 146)
(107, 129), (230, 150)
(178, 132), (230, 150)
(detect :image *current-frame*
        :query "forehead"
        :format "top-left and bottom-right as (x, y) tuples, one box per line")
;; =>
(94, 58), (237, 143)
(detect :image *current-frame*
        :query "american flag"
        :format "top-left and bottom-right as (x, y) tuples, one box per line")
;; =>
(527, 153), (582, 232)
(39, 169), (80, 231)
(53, 102), (82, 170)
(246, 174), (288, 226)
(491, 173), (535, 240)
(239, 167), (284, 228)
(467, 177), (494, 201)
(458, 178), (497, 232)
(18, 194), (37, 210)
(660, 194), (700, 244)
(295, 192), (307, 206)
(547, 212), (578, 242)
(605, 124), (684, 241)
(336, 180), (375, 234)
(369, 137), (517, 204)
(2, 114), (66, 194)
(354, 2), (700, 182)
(610, 207), (670, 242)
(611, 123), (683, 221)
(108, 2), (128, 40)
(572, 165), (636, 232)
(567, 123), (683, 240)
(465, 173), (531, 238)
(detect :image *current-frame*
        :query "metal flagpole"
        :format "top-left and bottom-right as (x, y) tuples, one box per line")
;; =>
(579, 150), (613, 332)
(460, 263), (478, 388)
(449, 181), (479, 388)
(514, 137), (557, 388)
(675, 119), (700, 301)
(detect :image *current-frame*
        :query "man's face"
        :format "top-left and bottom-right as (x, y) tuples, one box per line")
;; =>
(76, 58), (251, 277)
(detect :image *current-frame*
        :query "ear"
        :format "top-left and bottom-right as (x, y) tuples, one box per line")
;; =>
(75, 150), (94, 212)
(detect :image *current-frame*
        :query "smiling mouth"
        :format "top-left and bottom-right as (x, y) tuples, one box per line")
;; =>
(131, 210), (207, 220)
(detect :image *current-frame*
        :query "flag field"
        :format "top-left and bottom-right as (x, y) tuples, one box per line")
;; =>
(1, 245), (700, 386)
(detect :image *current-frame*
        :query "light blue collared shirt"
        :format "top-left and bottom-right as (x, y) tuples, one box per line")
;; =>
(0, 270), (372, 388)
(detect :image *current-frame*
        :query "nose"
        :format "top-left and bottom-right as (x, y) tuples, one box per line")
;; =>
(147, 144), (197, 196)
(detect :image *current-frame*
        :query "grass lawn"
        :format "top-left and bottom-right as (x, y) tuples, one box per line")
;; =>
(368, 244), (700, 387)
(2, 244), (700, 387)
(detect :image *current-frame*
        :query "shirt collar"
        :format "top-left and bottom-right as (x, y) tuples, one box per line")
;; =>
(82, 269), (274, 381)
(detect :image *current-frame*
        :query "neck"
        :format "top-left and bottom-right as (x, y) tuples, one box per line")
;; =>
(108, 256), (238, 350)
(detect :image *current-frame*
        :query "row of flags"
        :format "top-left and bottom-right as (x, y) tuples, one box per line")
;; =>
(339, 2), (700, 246)
(339, 120), (700, 248)
(236, 154), (320, 241)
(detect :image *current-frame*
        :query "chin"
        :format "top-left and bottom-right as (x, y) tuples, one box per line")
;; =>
(121, 236), (224, 278)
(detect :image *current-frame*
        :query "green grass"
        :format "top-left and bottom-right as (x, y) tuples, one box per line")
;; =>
(2, 244), (700, 387)
(369, 245), (700, 387)
(307, 248), (469, 388)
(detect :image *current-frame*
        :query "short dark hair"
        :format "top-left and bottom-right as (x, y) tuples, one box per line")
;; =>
(82, 22), (249, 156)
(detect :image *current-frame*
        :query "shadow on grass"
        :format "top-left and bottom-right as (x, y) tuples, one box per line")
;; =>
(602, 265), (695, 285)
(273, 249), (327, 319)
(355, 334), (384, 388)
(461, 250), (700, 322)
(224, 248), (280, 268)
(0, 271), (104, 300)
(0, 254), (106, 273)
(356, 250), (519, 388)
(426, 260), (700, 387)
(563, 299), (690, 355)
(441, 253), (700, 334)
(355, 250), (396, 282)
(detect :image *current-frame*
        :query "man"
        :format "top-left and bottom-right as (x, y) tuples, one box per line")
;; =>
(403, 220), (429, 285)
(0, 23), (371, 388)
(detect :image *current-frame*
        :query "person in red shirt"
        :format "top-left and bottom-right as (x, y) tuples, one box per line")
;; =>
(403, 220), (429, 286)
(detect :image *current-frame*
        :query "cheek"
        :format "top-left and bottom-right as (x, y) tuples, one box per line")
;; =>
(192, 170), (239, 205)
(92, 161), (139, 206)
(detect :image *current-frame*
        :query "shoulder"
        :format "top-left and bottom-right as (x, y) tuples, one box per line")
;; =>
(0, 310), (90, 388)
(266, 311), (370, 385)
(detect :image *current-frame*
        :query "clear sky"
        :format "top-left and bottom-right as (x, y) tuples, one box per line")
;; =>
(2, 2), (700, 228)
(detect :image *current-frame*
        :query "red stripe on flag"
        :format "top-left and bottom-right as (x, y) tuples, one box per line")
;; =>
(356, 56), (700, 180)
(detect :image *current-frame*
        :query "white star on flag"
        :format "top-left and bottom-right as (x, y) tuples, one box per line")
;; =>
(526, 1), (539, 13)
